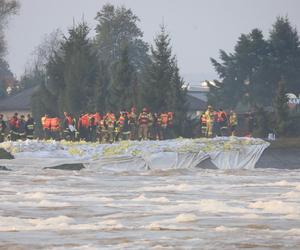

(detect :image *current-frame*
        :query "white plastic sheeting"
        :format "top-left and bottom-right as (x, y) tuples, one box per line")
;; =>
(0, 137), (269, 170)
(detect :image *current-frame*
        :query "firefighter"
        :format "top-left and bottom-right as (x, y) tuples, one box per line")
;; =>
(204, 106), (214, 138)
(25, 114), (35, 140)
(104, 111), (116, 143)
(128, 107), (138, 140)
(200, 112), (207, 137)
(98, 116), (107, 143)
(9, 113), (20, 141)
(138, 108), (150, 140)
(155, 113), (163, 140)
(218, 108), (228, 136)
(118, 111), (130, 141)
(0, 114), (7, 142)
(89, 115), (98, 142)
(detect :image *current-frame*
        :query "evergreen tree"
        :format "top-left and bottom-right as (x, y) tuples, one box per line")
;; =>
(62, 23), (97, 115)
(94, 4), (148, 70)
(210, 29), (270, 109)
(108, 45), (135, 112)
(142, 26), (186, 134)
(269, 17), (300, 94)
(94, 4), (149, 110)
(142, 26), (173, 111)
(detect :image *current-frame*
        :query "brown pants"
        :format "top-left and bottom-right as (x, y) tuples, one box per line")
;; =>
(139, 124), (148, 140)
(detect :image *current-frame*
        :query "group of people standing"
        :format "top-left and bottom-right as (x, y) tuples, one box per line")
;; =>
(41, 107), (175, 143)
(200, 106), (238, 138)
(0, 113), (35, 142)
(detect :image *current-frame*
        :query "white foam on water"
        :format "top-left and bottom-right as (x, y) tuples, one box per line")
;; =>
(13, 200), (72, 207)
(175, 213), (198, 222)
(240, 213), (263, 219)
(249, 200), (299, 214)
(132, 194), (169, 203)
(281, 191), (300, 199)
(296, 184), (300, 191)
(198, 199), (249, 213)
(287, 228), (300, 235)
(0, 215), (124, 232)
(140, 183), (193, 192)
(145, 222), (162, 231)
(215, 226), (238, 232)
(0, 215), (74, 231)
(22, 192), (48, 200)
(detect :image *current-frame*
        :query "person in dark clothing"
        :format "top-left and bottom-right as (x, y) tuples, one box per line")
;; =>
(9, 113), (20, 141)
(121, 112), (130, 140)
(25, 114), (35, 139)
(63, 112), (76, 141)
(0, 114), (7, 142)
(18, 115), (27, 140)
(89, 116), (97, 142)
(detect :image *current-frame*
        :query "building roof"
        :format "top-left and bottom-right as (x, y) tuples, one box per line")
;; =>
(186, 94), (207, 111)
(0, 86), (38, 111)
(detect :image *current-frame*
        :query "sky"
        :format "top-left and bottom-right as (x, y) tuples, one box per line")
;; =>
(5, 0), (300, 83)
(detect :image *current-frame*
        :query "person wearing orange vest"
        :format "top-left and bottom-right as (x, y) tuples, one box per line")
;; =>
(160, 111), (169, 140)
(42, 114), (51, 140)
(218, 108), (228, 136)
(50, 117), (60, 140)
(78, 113), (90, 141)
(138, 108), (150, 140)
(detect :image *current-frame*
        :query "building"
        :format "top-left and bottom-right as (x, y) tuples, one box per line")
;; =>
(185, 80), (215, 118)
(0, 86), (38, 119)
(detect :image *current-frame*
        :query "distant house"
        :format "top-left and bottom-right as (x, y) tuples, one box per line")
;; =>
(184, 81), (213, 118)
(0, 86), (38, 119)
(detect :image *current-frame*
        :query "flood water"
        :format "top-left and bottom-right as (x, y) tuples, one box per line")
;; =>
(1, 160), (300, 250)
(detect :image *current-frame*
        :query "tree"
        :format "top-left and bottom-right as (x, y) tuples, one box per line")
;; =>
(108, 45), (136, 112)
(0, 0), (19, 57)
(94, 4), (148, 70)
(19, 29), (63, 90)
(210, 29), (271, 109)
(32, 22), (98, 118)
(61, 23), (97, 115)
(94, 4), (149, 110)
(142, 25), (187, 134)
(0, 0), (19, 99)
(269, 17), (300, 94)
